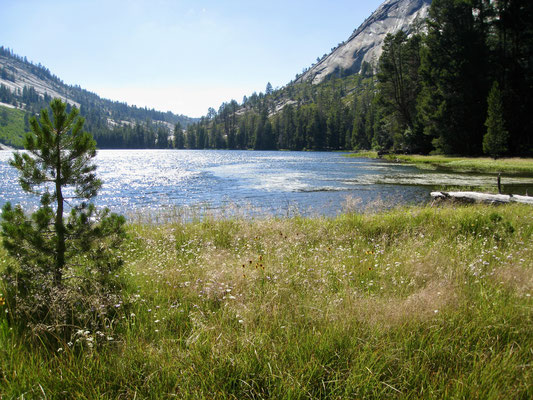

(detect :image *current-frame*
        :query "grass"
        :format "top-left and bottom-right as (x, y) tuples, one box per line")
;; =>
(0, 105), (27, 148)
(387, 154), (533, 175)
(1, 204), (533, 398)
(346, 152), (533, 175)
(348, 150), (379, 158)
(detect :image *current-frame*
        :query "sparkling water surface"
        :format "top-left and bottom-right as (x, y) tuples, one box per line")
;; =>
(1, 150), (532, 219)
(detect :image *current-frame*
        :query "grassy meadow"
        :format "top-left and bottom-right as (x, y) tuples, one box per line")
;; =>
(347, 152), (533, 176)
(0, 105), (27, 149)
(386, 155), (533, 175)
(1, 204), (532, 398)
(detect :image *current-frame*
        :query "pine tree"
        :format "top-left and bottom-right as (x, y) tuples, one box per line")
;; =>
(174, 122), (184, 149)
(483, 81), (509, 158)
(265, 82), (273, 95)
(1, 98), (126, 341)
(419, 0), (491, 155)
(377, 31), (424, 152)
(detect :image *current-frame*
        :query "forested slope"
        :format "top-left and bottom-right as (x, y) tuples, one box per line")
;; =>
(184, 0), (532, 157)
(0, 47), (196, 149)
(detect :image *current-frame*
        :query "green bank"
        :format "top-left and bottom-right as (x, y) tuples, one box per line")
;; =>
(348, 152), (533, 176)
(0, 105), (27, 148)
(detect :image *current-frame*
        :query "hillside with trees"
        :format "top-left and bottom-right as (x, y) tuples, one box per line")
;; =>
(184, 0), (532, 157)
(0, 46), (196, 149)
(2, 0), (531, 156)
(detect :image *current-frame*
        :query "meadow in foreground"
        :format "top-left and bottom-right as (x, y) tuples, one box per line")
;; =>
(1, 204), (532, 399)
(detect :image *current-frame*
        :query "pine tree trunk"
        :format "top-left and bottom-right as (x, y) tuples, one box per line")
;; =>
(55, 134), (65, 285)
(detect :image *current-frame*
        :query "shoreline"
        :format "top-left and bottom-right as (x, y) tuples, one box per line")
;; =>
(347, 151), (533, 175)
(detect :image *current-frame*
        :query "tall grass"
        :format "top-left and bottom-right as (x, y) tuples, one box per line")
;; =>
(0, 105), (26, 148)
(384, 154), (533, 175)
(1, 204), (532, 398)
(346, 152), (533, 175)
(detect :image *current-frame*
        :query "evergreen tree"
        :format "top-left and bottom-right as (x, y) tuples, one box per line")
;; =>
(377, 31), (424, 152)
(1, 99), (126, 341)
(419, 0), (490, 154)
(174, 122), (184, 149)
(492, 0), (533, 154)
(157, 126), (169, 148)
(265, 82), (273, 95)
(483, 81), (509, 158)
(263, 119), (275, 150)
(186, 125), (196, 149)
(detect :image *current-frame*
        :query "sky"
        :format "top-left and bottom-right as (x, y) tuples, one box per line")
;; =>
(1, 0), (384, 118)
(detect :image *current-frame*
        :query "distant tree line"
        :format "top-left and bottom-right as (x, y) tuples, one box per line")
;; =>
(182, 0), (531, 157)
(180, 72), (377, 152)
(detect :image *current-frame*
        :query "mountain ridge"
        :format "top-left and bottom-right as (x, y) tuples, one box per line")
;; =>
(0, 47), (197, 148)
(0, 47), (195, 136)
(297, 0), (431, 84)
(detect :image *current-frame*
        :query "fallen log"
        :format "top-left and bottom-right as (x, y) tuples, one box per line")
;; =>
(431, 191), (533, 205)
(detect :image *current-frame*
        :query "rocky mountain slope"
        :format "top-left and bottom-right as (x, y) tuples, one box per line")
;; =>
(0, 47), (193, 129)
(298, 0), (431, 84)
(0, 56), (79, 109)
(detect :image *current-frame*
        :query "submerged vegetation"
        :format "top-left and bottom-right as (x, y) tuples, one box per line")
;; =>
(1, 204), (532, 398)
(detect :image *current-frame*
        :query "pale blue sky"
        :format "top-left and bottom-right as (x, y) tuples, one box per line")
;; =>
(1, 0), (383, 117)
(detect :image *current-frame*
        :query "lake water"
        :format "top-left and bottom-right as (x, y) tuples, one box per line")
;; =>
(1, 150), (532, 219)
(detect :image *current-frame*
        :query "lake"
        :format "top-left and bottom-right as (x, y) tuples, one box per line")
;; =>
(1, 150), (532, 219)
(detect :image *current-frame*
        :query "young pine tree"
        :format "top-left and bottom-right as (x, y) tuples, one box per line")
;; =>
(1, 98), (126, 342)
(483, 81), (509, 159)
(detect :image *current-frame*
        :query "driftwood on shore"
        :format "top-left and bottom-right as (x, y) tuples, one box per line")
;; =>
(431, 191), (533, 205)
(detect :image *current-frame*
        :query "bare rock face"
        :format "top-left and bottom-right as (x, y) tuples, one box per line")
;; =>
(299, 0), (431, 84)
(0, 54), (80, 108)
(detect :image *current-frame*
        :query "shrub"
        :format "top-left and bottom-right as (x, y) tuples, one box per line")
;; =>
(0, 99), (126, 346)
